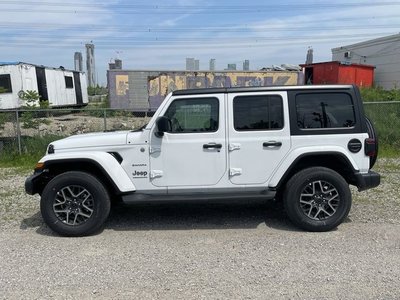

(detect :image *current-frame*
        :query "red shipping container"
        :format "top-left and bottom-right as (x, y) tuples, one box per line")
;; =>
(301, 61), (375, 87)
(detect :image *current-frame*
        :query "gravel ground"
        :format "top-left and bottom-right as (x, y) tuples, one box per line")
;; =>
(0, 159), (399, 299)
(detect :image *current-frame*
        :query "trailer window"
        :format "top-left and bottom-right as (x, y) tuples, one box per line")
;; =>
(65, 76), (73, 88)
(0, 74), (12, 93)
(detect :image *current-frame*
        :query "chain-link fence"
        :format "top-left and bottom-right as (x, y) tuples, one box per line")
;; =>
(0, 102), (398, 156)
(364, 102), (400, 149)
(0, 108), (152, 155)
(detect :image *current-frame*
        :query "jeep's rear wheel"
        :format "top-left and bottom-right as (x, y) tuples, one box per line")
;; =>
(41, 171), (111, 236)
(283, 167), (351, 232)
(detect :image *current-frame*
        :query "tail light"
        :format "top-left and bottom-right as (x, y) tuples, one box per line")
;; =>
(365, 138), (376, 157)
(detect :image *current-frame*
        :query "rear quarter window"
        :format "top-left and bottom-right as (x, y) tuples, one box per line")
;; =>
(296, 93), (356, 129)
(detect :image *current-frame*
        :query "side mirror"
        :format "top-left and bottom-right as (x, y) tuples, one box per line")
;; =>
(155, 116), (171, 137)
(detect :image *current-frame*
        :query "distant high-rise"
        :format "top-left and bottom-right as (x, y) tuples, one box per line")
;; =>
(194, 59), (200, 71)
(243, 59), (250, 71)
(85, 43), (96, 87)
(186, 58), (195, 71)
(209, 59), (216, 71)
(227, 64), (237, 71)
(74, 52), (83, 72)
(306, 47), (313, 64)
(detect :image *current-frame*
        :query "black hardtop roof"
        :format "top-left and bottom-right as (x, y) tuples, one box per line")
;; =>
(172, 85), (355, 96)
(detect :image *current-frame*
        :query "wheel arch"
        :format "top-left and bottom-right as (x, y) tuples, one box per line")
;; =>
(35, 155), (135, 196)
(274, 152), (358, 191)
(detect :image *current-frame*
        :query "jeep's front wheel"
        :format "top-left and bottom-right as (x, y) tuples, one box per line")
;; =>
(283, 167), (351, 232)
(40, 171), (111, 236)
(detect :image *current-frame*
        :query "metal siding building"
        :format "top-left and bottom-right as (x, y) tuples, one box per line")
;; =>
(332, 33), (400, 89)
(107, 69), (304, 111)
(0, 62), (88, 109)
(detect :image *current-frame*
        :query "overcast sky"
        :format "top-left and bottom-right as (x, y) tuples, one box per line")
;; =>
(1, 0), (399, 85)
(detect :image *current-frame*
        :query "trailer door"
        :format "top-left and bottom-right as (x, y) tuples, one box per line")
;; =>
(35, 67), (48, 101)
(73, 72), (83, 105)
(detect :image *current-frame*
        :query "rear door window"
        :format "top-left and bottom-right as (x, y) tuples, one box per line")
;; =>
(233, 95), (284, 131)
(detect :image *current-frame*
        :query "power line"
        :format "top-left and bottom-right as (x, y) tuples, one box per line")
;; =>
(1, 1), (400, 10)
(0, 23), (399, 33)
(1, 2), (400, 14)
(2, 32), (393, 48)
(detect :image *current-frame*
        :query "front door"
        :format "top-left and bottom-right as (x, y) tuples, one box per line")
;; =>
(149, 95), (227, 187)
(227, 92), (291, 185)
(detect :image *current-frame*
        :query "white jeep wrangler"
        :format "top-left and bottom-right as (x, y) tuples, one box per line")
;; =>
(26, 85), (380, 236)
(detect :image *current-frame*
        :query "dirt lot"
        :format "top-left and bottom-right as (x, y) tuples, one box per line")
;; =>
(0, 159), (399, 299)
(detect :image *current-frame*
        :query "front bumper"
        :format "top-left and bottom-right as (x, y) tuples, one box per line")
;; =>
(354, 170), (380, 191)
(25, 171), (47, 195)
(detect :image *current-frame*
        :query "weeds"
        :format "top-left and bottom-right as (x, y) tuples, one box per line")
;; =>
(0, 134), (65, 169)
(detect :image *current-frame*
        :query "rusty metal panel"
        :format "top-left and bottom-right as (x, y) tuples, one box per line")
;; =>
(108, 70), (302, 110)
(147, 71), (301, 110)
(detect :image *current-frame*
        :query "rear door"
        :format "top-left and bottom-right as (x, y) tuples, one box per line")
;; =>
(227, 91), (291, 185)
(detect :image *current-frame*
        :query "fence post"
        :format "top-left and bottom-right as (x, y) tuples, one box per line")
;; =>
(15, 109), (22, 154)
(103, 109), (107, 131)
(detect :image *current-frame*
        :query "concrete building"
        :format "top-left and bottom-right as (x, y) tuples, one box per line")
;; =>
(243, 60), (250, 71)
(85, 43), (96, 87)
(194, 59), (200, 71)
(74, 52), (83, 72)
(332, 33), (400, 89)
(209, 59), (216, 71)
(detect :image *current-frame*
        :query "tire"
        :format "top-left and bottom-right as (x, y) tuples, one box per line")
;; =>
(365, 116), (378, 168)
(283, 167), (352, 232)
(40, 171), (111, 237)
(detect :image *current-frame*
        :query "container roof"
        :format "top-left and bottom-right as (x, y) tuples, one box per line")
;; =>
(0, 61), (81, 73)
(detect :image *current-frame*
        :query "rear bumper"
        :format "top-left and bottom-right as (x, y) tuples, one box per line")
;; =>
(354, 171), (380, 191)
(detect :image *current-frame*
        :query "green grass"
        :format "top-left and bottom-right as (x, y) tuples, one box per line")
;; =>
(364, 103), (400, 149)
(0, 134), (65, 170)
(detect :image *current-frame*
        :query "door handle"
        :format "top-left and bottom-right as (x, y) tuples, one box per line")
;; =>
(203, 143), (222, 149)
(263, 141), (282, 147)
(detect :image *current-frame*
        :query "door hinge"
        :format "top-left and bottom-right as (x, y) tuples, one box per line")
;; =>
(229, 168), (242, 176)
(150, 170), (163, 179)
(149, 147), (161, 154)
(228, 143), (241, 151)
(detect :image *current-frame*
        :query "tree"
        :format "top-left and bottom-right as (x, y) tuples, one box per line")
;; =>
(19, 90), (50, 130)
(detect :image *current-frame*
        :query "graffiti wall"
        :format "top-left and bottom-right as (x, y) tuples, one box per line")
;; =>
(148, 71), (302, 110)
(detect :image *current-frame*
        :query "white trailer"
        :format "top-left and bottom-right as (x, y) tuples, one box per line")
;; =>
(0, 62), (88, 109)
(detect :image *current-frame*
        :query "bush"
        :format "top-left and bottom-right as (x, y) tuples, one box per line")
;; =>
(360, 87), (400, 102)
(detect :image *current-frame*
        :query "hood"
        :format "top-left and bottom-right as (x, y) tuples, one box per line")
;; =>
(51, 131), (130, 151)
